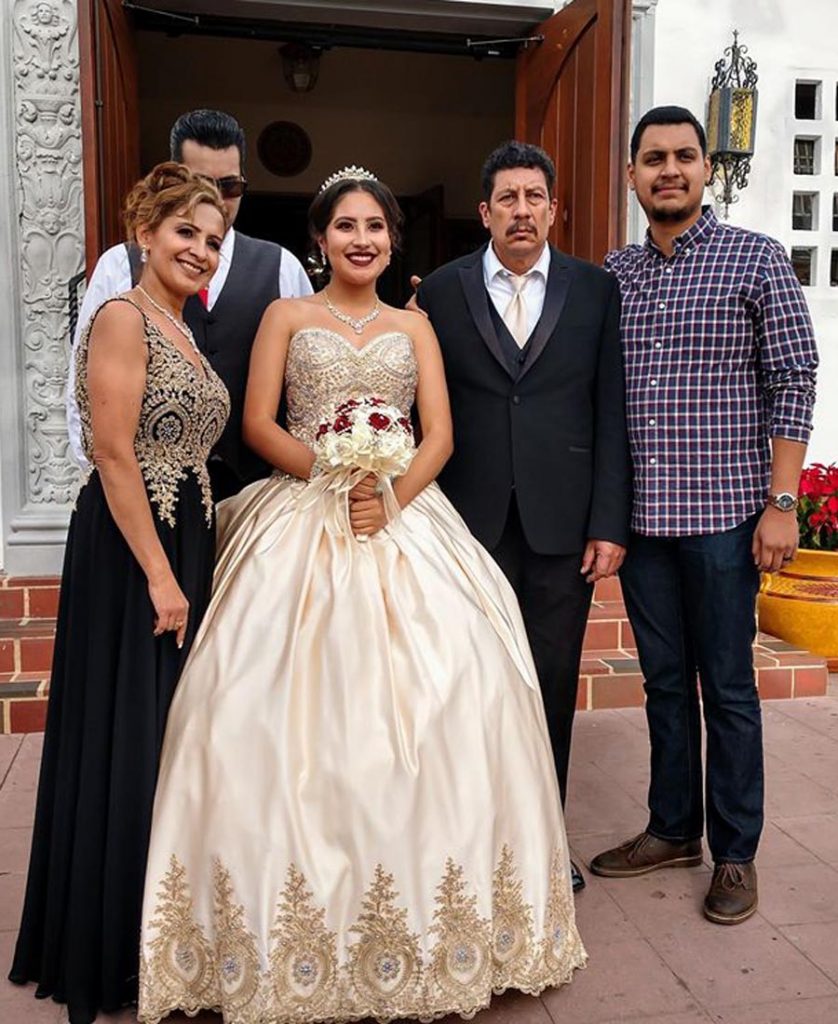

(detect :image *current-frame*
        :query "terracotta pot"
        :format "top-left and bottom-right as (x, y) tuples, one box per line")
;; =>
(758, 548), (838, 658)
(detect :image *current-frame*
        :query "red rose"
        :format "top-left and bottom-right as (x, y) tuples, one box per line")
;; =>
(316, 423), (328, 439)
(368, 413), (391, 430)
(333, 415), (352, 433)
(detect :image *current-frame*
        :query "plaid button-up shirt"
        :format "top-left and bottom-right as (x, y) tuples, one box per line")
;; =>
(605, 207), (818, 537)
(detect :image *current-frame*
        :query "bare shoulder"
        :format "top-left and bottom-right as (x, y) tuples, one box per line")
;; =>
(88, 297), (146, 351)
(264, 295), (318, 317)
(257, 295), (319, 339)
(384, 306), (436, 346)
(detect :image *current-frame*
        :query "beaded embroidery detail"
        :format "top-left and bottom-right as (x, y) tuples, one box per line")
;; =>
(284, 328), (417, 451)
(138, 848), (585, 1023)
(75, 297), (230, 527)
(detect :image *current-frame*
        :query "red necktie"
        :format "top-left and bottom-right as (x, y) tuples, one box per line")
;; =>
(198, 287), (209, 308)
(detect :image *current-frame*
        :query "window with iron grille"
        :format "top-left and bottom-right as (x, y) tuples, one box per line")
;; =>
(791, 247), (816, 286)
(792, 192), (817, 230)
(794, 138), (817, 174)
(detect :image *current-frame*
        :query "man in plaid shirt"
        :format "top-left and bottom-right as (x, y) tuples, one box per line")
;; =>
(590, 106), (818, 924)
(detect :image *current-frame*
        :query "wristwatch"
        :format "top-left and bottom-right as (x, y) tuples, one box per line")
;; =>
(766, 492), (799, 512)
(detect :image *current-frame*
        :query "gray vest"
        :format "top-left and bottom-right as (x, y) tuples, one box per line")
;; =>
(184, 232), (283, 486)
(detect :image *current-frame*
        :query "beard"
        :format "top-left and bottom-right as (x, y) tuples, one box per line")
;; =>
(648, 195), (702, 224)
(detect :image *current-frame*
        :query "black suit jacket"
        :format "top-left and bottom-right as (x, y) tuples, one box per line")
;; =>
(417, 243), (631, 555)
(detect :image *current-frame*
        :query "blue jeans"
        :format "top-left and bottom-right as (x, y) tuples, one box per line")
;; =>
(620, 514), (763, 863)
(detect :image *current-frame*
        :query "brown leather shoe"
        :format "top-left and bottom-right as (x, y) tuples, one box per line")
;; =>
(589, 831), (703, 877)
(703, 861), (758, 924)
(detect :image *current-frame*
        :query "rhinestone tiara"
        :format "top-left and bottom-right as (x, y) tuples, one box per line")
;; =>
(319, 165), (378, 193)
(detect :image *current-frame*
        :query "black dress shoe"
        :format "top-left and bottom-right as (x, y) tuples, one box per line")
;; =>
(571, 859), (586, 892)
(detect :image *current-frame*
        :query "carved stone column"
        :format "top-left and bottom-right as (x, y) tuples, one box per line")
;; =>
(0, 1), (83, 573)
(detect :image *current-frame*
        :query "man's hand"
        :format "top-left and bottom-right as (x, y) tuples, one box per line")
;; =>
(580, 539), (626, 584)
(752, 505), (798, 573)
(405, 274), (427, 316)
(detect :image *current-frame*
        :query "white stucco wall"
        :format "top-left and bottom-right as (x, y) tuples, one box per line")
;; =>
(651, 0), (838, 464)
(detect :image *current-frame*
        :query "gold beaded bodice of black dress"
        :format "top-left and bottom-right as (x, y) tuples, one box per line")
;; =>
(75, 296), (230, 527)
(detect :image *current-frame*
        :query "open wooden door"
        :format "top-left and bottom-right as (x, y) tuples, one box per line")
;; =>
(79, 0), (141, 273)
(516, 0), (631, 264)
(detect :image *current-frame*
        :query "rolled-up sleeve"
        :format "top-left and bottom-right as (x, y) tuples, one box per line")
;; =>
(754, 244), (819, 443)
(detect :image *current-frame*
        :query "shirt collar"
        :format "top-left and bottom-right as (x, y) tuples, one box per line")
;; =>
(643, 205), (718, 257)
(219, 226), (235, 264)
(484, 240), (551, 282)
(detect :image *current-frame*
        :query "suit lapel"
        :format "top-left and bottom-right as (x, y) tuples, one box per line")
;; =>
(518, 247), (572, 382)
(458, 248), (514, 378)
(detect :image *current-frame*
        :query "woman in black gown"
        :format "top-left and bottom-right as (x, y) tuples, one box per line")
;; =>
(9, 163), (230, 1024)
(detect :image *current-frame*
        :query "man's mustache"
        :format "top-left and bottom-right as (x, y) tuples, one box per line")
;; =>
(507, 222), (536, 236)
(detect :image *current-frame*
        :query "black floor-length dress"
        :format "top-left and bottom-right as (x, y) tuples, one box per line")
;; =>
(9, 296), (230, 1024)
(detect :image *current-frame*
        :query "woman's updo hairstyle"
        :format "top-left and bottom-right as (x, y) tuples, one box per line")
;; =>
(308, 175), (405, 258)
(123, 161), (227, 241)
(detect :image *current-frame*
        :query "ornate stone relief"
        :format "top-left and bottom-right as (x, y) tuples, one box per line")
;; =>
(12, 0), (83, 505)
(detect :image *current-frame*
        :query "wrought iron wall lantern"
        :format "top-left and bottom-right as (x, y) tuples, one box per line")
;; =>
(706, 31), (759, 218)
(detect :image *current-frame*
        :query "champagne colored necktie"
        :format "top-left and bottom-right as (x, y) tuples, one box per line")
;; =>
(502, 273), (530, 348)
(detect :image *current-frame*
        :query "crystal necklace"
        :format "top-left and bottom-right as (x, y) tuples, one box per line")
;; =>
(137, 285), (197, 348)
(323, 290), (381, 335)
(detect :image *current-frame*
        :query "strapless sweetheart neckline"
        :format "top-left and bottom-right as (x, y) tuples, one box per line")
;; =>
(289, 325), (414, 356)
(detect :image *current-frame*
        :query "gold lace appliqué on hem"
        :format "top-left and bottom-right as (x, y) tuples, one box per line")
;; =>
(138, 849), (586, 1024)
(269, 864), (340, 1017)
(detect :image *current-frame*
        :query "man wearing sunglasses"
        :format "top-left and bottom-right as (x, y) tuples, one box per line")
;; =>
(67, 108), (313, 500)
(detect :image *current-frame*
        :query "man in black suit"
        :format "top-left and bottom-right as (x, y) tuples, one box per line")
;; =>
(417, 141), (632, 891)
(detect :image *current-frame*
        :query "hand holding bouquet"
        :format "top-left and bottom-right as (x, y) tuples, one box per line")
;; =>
(313, 397), (415, 476)
(311, 397), (415, 540)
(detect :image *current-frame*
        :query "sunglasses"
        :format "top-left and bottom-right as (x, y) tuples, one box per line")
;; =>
(198, 174), (248, 199)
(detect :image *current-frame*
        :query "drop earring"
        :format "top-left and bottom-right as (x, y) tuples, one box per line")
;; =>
(140, 245), (149, 263)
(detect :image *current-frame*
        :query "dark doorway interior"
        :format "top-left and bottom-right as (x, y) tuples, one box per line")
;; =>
(236, 188), (488, 306)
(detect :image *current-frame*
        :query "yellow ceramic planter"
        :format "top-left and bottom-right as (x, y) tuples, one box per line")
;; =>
(758, 549), (838, 658)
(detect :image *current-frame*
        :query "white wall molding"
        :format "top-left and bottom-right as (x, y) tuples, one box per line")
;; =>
(1, 1), (83, 574)
(628, 0), (659, 244)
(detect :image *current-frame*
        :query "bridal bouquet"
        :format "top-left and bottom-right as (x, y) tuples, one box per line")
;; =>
(313, 397), (415, 477)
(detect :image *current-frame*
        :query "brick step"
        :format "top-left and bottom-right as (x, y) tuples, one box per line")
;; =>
(0, 574), (60, 621)
(0, 574), (829, 734)
(576, 636), (829, 710)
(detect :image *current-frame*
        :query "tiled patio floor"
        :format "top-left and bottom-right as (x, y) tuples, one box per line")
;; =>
(2, 693), (838, 1024)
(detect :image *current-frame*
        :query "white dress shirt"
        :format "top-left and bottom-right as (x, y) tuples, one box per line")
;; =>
(66, 228), (312, 468)
(482, 241), (551, 342)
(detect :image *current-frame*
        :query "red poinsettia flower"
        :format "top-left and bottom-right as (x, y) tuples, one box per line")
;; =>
(368, 413), (391, 430)
(798, 463), (838, 551)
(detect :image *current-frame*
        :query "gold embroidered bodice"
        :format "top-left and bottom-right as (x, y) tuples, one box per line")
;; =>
(76, 296), (230, 527)
(285, 328), (417, 447)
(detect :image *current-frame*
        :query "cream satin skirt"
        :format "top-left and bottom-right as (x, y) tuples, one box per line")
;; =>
(138, 473), (586, 1024)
